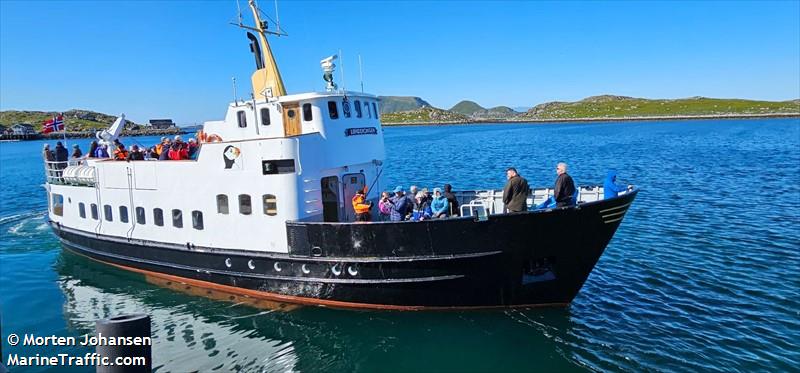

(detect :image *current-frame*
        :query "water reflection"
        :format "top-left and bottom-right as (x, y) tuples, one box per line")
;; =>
(56, 251), (584, 372)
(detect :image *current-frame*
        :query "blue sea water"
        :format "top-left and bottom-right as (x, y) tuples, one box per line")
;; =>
(1, 118), (798, 372)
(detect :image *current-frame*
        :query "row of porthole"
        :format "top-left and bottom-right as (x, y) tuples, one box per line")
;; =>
(223, 258), (359, 276)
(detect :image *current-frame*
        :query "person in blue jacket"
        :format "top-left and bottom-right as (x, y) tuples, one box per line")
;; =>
(388, 186), (409, 221)
(604, 170), (627, 199)
(430, 188), (450, 218)
(94, 144), (109, 158)
(410, 191), (433, 221)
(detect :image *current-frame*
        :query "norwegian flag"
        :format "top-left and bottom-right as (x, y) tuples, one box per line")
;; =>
(42, 114), (64, 134)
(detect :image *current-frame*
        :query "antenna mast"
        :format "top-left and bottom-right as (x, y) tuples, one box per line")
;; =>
(358, 54), (364, 93)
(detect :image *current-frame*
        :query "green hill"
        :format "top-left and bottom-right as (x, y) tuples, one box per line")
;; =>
(522, 95), (800, 119)
(450, 100), (486, 116)
(381, 107), (468, 124)
(378, 96), (431, 114)
(0, 109), (138, 131)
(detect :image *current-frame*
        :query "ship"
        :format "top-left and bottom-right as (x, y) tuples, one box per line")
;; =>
(44, 0), (638, 310)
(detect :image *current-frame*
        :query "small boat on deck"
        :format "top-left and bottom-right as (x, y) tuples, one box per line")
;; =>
(44, 0), (638, 310)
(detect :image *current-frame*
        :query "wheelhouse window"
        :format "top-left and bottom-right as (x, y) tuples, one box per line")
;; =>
(239, 194), (252, 215)
(342, 100), (351, 118)
(172, 209), (183, 228)
(327, 101), (339, 119)
(237, 110), (247, 128)
(136, 207), (146, 224)
(372, 102), (379, 119)
(217, 194), (229, 214)
(263, 194), (278, 216)
(354, 100), (362, 118)
(365, 102), (371, 118)
(104, 205), (113, 222)
(192, 211), (204, 230)
(119, 206), (129, 223)
(260, 108), (270, 126)
(153, 208), (164, 226)
(78, 202), (86, 218)
(302, 103), (313, 121)
(91, 204), (99, 220)
(52, 194), (64, 216)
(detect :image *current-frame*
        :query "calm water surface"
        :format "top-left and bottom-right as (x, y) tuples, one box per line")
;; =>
(1, 118), (798, 372)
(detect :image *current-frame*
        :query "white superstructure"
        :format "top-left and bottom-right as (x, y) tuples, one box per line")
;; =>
(45, 0), (386, 254)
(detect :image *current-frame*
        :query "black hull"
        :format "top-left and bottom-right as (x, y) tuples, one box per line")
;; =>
(51, 190), (637, 310)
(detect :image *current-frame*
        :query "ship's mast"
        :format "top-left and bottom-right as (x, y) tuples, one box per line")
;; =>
(242, 0), (287, 100)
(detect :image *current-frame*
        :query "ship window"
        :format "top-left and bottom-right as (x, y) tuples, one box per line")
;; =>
(372, 102), (379, 119)
(172, 209), (183, 228)
(78, 203), (86, 218)
(365, 102), (371, 118)
(260, 108), (270, 126)
(52, 194), (64, 216)
(327, 101), (339, 119)
(239, 194), (252, 215)
(153, 208), (164, 226)
(237, 110), (247, 128)
(262, 159), (295, 175)
(263, 194), (277, 216)
(354, 100), (362, 118)
(216, 194), (229, 214)
(342, 100), (351, 118)
(104, 205), (113, 222)
(119, 206), (129, 223)
(136, 207), (146, 224)
(303, 103), (313, 121)
(192, 211), (204, 230)
(91, 204), (98, 220)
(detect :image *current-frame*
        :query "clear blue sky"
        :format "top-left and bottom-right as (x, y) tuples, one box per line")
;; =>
(1, 0), (798, 124)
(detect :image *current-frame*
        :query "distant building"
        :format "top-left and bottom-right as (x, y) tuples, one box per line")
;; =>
(148, 119), (176, 129)
(0, 125), (7, 134)
(11, 123), (36, 135)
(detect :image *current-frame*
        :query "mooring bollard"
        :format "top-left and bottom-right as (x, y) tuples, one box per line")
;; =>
(95, 314), (151, 373)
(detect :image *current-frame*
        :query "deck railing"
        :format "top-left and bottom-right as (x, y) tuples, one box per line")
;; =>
(43, 159), (83, 184)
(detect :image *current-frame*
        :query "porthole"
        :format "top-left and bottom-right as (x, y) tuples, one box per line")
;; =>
(331, 263), (342, 276)
(225, 258), (232, 268)
(347, 265), (358, 276)
(301, 264), (310, 274)
(311, 246), (322, 257)
(248, 260), (255, 270)
(287, 109), (296, 119)
(274, 262), (282, 272)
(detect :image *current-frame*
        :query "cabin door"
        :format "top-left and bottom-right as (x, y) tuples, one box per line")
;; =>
(342, 173), (366, 221)
(282, 103), (301, 137)
(321, 176), (341, 222)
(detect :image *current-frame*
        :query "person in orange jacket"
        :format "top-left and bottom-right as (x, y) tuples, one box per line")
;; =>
(352, 187), (373, 222)
(113, 144), (129, 161)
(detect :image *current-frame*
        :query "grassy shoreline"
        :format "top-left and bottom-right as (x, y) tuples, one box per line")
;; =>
(381, 112), (800, 126)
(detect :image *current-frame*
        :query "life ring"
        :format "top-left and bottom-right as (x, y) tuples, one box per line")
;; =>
(205, 134), (223, 143)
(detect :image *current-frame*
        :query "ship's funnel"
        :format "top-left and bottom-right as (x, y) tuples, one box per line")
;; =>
(247, 0), (286, 99)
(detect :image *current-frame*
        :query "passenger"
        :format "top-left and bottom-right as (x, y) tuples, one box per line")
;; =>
(351, 187), (372, 222)
(411, 191), (433, 221)
(113, 144), (129, 160)
(554, 162), (576, 208)
(71, 144), (83, 159)
(127, 145), (145, 161)
(431, 188), (450, 218)
(187, 138), (199, 160)
(144, 146), (158, 160)
(502, 167), (530, 212)
(42, 144), (54, 162)
(113, 138), (124, 150)
(168, 140), (188, 160)
(155, 137), (168, 156)
(94, 144), (109, 158)
(54, 142), (69, 169)
(378, 191), (392, 220)
(443, 184), (460, 216)
(158, 139), (172, 160)
(405, 185), (418, 219)
(603, 170), (627, 199)
(87, 141), (98, 158)
(388, 186), (409, 222)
